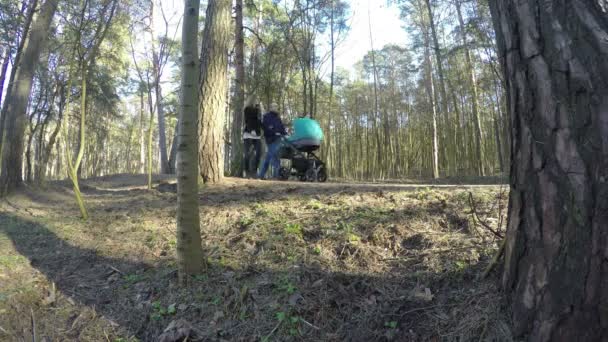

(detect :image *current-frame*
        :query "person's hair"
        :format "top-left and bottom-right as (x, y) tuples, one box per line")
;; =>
(269, 102), (279, 113)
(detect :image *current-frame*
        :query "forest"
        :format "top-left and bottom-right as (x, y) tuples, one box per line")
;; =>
(1, 0), (607, 341)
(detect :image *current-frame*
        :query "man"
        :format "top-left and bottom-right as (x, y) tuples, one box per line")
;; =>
(242, 103), (262, 178)
(258, 103), (287, 179)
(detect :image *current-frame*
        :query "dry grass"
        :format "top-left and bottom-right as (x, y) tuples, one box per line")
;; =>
(0, 175), (512, 341)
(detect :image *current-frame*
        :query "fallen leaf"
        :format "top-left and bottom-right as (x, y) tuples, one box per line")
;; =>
(157, 319), (193, 342)
(411, 286), (434, 302)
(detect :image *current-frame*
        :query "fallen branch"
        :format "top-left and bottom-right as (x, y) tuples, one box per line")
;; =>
(263, 320), (282, 341)
(480, 239), (506, 280)
(300, 318), (320, 330)
(468, 192), (503, 239)
(31, 308), (36, 342)
(108, 265), (124, 275)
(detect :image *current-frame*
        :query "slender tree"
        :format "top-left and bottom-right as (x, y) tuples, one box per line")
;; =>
(490, 1), (608, 340)
(198, 0), (231, 184)
(456, 0), (484, 176)
(177, 0), (205, 282)
(230, 0), (245, 177)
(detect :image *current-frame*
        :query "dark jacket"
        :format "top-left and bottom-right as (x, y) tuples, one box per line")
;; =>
(262, 111), (287, 144)
(243, 105), (262, 137)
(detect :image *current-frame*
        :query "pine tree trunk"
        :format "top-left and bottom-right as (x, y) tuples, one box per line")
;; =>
(0, 0), (38, 172)
(198, 0), (231, 184)
(0, 0), (58, 195)
(490, 1), (608, 340)
(230, 0), (245, 177)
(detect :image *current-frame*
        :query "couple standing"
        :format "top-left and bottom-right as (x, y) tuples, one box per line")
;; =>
(242, 102), (286, 179)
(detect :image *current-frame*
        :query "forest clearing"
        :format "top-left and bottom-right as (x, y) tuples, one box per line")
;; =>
(1, 175), (509, 341)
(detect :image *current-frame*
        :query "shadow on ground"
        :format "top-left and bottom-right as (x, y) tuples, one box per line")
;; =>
(0, 209), (511, 342)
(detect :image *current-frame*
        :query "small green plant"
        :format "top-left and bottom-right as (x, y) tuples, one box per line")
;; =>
(275, 311), (301, 336)
(193, 274), (208, 282)
(150, 301), (177, 320)
(277, 277), (297, 295)
(123, 274), (144, 285)
(347, 233), (361, 243)
(306, 200), (322, 210)
(239, 217), (254, 227)
(385, 321), (398, 329)
(284, 223), (303, 238)
(211, 296), (222, 305)
(313, 245), (322, 255)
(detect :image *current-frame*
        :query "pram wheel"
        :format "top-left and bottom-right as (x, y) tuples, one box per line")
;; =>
(317, 167), (328, 183)
(305, 168), (317, 182)
(278, 167), (290, 180)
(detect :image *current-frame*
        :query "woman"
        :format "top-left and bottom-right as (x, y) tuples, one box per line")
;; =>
(242, 103), (262, 178)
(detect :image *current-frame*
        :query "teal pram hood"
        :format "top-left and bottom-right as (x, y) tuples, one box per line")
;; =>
(287, 118), (324, 145)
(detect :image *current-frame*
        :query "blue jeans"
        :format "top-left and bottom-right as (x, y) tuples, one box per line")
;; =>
(258, 140), (282, 179)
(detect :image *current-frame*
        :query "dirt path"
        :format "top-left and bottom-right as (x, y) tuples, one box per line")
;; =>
(0, 175), (511, 341)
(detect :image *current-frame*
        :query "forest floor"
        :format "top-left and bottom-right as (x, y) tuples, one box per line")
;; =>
(0, 174), (512, 342)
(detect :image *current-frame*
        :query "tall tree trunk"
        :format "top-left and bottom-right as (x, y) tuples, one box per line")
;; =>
(139, 89), (145, 173)
(148, 1), (169, 174)
(424, 0), (450, 173)
(456, 1), (485, 176)
(155, 75), (169, 173)
(0, 0), (58, 195)
(230, 0), (245, 177)
(0, 0), (38, 172)
(147, 91), (154, 189)
(0, 49), (10, 108)
(424, 37), (440, 179)
(177, 0), (204, 282)
(198, 0), (231, 184)
(490, 1), (608, 340)
(168, 119), (179, 173)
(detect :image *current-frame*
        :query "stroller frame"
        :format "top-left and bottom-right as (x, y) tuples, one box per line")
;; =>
(278, 139), (327, 182)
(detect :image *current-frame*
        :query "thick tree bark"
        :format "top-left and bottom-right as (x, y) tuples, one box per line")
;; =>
(0, 0), (58, 195)
(490, 1), (608, 340)
(198, 0), (231, 184)
(177, 0), (205, 282)
(456, 1), (485, 176)
(0, 0), (38, 170)
(230, 0), (245, 177)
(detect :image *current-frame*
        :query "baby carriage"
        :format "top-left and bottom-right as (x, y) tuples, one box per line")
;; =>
(278, 138), (328, 182)
(277, 117), (327, 182)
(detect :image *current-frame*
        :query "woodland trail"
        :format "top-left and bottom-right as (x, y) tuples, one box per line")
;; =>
(0, 174), (511, 341)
